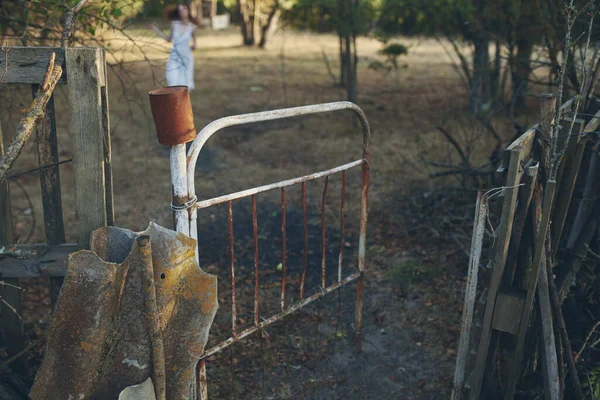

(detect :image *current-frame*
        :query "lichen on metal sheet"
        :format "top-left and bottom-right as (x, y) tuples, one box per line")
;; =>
(30, 222), (218, 400)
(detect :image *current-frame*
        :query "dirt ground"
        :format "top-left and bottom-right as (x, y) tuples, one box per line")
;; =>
(1, 25), (533, 398)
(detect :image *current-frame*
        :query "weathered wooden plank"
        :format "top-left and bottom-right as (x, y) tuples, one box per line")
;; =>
(538, 253), (560, 400)
(100, 49), (114, 226)
(66, 48), (107, 249)
(505, 180), (557, 399)
(0, 121), (12, 245)
(558, 98), (574, 116)
(491, 292), (525, 335)
(583, 105), (600, 133)
(0, 244), (76, 278)
(31, 85), (65, 306)
(503, 162), (539, 286)
(503, 126), (537, 169)
(501, 97), (570, 171)
(469, 148), (524, 400)
(551, 121), (586, 256)
(0, 122), (28, 376)
(538, 95), (556, 184)
(554, 117), (584, 186)
(452, 192), (487, 400)
(566, 143), (599, 251)
(0, 47), (67, 84)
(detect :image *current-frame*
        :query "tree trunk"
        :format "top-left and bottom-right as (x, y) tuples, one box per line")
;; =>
(512, 38), (534, 110)
(318, 6), (328, 33)
(258, 1), (281, 48)
(347, 29), (358, 103)
(469, 31), (491, 117)
(253, 0), (262, 45)
(337, 0), (347, 87)
(491, 39), (502, 105)
(336, 0), (358, 101)
(239, 0), (254, 45)
(339, 35), (347, 87)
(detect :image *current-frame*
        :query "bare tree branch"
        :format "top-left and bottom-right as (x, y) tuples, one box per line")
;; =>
(0, 53), (62, 183)
(435, 126), (472, 168)
(552, 8), (596, 179)
(61, 0), (90, 47)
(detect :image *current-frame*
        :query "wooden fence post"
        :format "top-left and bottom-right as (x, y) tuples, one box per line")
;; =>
(31, 86), (65, 307)
(66, 47), (108, 248)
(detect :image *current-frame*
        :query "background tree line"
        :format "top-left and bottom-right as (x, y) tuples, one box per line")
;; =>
(2, 0), (598, 117)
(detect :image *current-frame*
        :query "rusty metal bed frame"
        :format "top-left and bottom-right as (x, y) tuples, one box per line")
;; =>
(167, 101), (371, 399)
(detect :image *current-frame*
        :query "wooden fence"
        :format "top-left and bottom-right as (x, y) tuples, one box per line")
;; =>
(453, 96), (600, 399)
(0, 46), (113, 379)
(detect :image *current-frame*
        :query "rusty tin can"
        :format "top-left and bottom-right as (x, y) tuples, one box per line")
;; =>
(149, 86), (197, 146)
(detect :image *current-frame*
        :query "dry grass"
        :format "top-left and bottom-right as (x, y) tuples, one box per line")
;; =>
(1, 27), (519, 243)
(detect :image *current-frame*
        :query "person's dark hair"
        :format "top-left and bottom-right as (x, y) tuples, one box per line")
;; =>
(164, 4), (198, 25)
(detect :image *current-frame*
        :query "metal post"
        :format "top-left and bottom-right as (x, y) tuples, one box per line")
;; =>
(355, 160), (370, 351)
(171, 144), (190, 235)
(149, 86), (197, 258)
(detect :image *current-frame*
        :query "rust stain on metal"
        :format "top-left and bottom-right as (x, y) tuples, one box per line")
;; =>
(281, 188), (287, 311)
(149, 86), (196, 146)
(31, 223), (218, 400)
(300, 182), (308, 300)
(252, 195), (259, 327)
(358, 161), (370, 272)
(354, 159), (370, 351)
(202, 272), (361, 359)
(228, 201), (237, 337)
(339, 171), (346, 282)
(80, 341), (93, 353)
(321, 176), (329, 289)
(354, 272), (365, 351)
(198, 359), (208, 400)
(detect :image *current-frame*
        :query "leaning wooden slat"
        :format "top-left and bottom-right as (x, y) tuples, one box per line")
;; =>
(452, 192), (487, 400)
(31, 86), (65, 307)
(0, 47), (67, 84)
(537, 250), (560, 400)
(583, 105), (600, 132)
(99, 50), (114, 226)
(554, 117), (584, 189)
(503, 162), (539, 287)
(500, 97), (572, 171)
(502, 126), (536, 170)
(469, 147), (524, 400)
(505, 180), (557, 399)
(0, 122), (28, 377)
(558, 98), (574, 116)
(551, 122), (586, 257)
(566, 141), (599, 251)
(559, 107), (600, 254)
(557, 201), (600, 301)
(66, 48), (107, 248)
(0, 244), (76, 278)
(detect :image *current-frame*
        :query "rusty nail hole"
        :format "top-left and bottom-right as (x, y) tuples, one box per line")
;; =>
(160, 273), (165, 279)
(137, 236), (150, 247)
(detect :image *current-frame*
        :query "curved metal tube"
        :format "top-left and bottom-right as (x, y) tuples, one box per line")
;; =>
(184, 101), (371, 258)
(186, 101), (371, 196)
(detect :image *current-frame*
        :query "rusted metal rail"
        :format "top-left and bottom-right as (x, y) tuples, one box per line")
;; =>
(164, 101), (371, 399)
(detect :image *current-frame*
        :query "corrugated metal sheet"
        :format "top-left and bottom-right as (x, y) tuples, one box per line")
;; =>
(31, 222), (218, 400)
